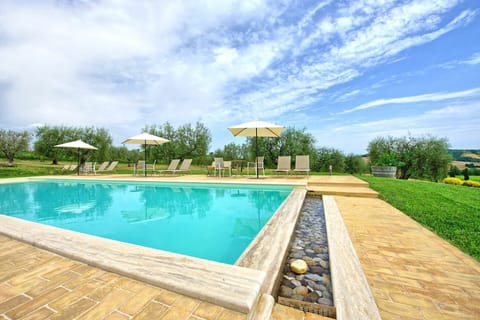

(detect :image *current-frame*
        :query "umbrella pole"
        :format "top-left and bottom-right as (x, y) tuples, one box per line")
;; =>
(144, 140), (147, 177)
(77, 148), (80, 176)
(256, 128), (259, 179)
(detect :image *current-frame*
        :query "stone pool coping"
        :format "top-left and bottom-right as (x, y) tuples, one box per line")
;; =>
(0, 176), (381, 319)
(0, 176), (305, 319)
(323, 196), (381, 320)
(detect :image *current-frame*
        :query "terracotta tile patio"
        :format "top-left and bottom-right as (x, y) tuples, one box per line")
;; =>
(0, 235), (247, 319)
(334, 196), (480, 319)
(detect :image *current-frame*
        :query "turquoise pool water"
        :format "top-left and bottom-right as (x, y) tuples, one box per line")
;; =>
(0, 179), (293, 264)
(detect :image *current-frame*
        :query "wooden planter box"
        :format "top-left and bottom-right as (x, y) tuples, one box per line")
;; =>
(371, 166), (397, 178)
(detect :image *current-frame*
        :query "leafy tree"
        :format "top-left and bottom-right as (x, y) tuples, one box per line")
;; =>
(417, 137), (451, 182)
(0, 129), (31, 166)
(144, 121), (211, 165)
(314, 147), (345, 172)
(34, 125), (113, 164)
(448, 165), (460, 177)
(367, 136), (397, 166)
(145, 122), (177, 163)
(345, 154), (368, 174)
(82, 127), (113, 162)
(220, 142), (247, 160)
(462, 168), (470, 181)
(245, 127), (316, 168)
(367, 135), (451, 181)
(34, 125), (70, 164)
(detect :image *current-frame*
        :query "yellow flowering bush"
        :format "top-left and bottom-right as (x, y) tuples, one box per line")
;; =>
(443, 177), (480, 188)
(462, 180), (480, 188)
(442, 177), (463, 185)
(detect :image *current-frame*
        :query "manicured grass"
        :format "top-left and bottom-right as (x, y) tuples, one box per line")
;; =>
(359, 176), (480, 261)
(0, 160), (62, 177)
(456, 175), (480, 182)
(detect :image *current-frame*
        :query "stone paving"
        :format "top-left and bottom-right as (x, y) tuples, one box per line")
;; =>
(0, 235), (247, 320)
(0, 234), (329, 320)
(335, 196), (480, 320)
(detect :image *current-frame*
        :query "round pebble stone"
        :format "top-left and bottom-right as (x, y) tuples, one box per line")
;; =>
(290, 259), (308, 274)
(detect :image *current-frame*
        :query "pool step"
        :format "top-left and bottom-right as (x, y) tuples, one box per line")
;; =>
(306, 176), (378, 198)
(307, 176), (369, 188)
(306, 185), (379, 198)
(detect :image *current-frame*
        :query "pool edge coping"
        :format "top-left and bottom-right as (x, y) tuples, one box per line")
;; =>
(323, 195), (382, 320)
(0, 176), (307, 318)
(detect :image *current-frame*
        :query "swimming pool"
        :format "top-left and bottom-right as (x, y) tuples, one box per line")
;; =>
(0, 179), (293, 264)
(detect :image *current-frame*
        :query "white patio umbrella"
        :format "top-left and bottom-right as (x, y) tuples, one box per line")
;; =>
(122, 132), (170, 177)
(54, 140), (98, 176)
(228, 120), (284, 178)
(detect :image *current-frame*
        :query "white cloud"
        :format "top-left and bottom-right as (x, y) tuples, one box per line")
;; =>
(311, 101), (480, 153)
(464, 52), (480, 65)
(337, 87), (480, 114)
(0, 0), (477, 152)
(440, 52), (480, 68)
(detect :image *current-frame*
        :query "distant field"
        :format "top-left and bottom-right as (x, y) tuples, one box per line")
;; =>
(451, 161), (480, 170)
(359, 176), (480, 261)
(463, 152), (480, 160)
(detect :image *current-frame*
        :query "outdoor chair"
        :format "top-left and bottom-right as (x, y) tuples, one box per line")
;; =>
(158, 159), (181, 174)
(134, 160), (156, 176)
(61, 164), (77, 174)
(207, 161), (216, 176)
(105, 161), (118, 172)
(134, 160), (145, 176)
(273, 156), (291, 175)
(82, 162), (96, 175)
(223, 161), (232, 176)
(247, 156), (265, 177)
(214, 157), (230, 177)
(177, 159), (192, 174)
(294, 155), (310, 176)
(147, 160), (156, 174)
(96, 161), (110, 172)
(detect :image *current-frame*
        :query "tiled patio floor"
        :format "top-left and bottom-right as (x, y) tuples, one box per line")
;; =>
(0, 235), (247, 320)
(0, 234), (329, 320)
(335, 196), (480, 320)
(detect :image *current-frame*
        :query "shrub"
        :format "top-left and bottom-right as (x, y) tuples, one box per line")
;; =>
(442, 177), (463, 186)
(463, 180), (480, 188)
(448, 165), (460, 177)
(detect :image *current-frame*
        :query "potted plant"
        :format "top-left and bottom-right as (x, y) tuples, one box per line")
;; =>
(371, 152), (398, 178)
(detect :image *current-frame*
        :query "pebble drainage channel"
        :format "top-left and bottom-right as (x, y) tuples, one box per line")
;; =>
(277, 197), (336, 318)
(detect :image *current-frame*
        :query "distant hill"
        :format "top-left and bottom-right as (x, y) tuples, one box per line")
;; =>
(449, 149), (480, 162)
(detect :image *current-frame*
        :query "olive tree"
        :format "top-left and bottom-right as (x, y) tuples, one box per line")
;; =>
(35, 125), (113, 164)
(345, 154), (368, 174)
(246, 127), (316, 168)
(145, 121), (212, 165)
(368, 135), (451, 181)
(0, 129), (31, 166)
(314, 147), (345, 172)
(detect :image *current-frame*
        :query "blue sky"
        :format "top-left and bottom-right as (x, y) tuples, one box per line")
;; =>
(0, 0), (479, 154)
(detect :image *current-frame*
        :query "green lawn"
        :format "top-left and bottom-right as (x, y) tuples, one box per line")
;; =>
(359, 176), (480, 261)
(456, 175), (480, 182)
(0, 160), (62, 177)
